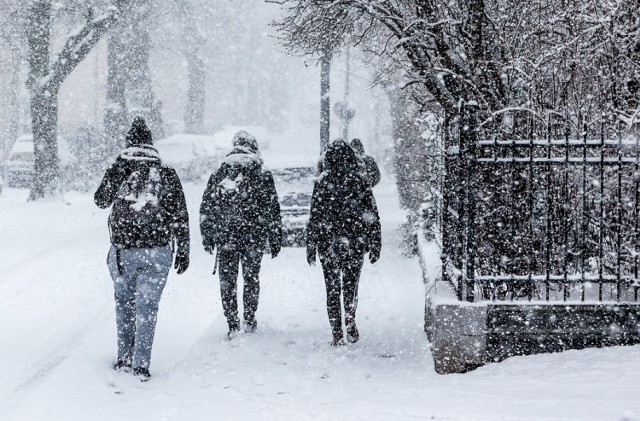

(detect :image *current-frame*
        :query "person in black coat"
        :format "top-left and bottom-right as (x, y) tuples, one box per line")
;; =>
(200, 131), (282, 338)
(306, 139), (382, 346)
(94, 116), (189, 380)
(350, 138), (381, 188)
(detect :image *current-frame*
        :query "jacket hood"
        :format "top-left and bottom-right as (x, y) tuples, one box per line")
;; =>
(119, 145), (161, 164)
(322, 139), (360, 179)
(232, 131), (259, 152)
(223, 146), (263, 166)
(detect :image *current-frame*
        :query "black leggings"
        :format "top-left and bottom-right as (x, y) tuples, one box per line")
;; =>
(218, 248), (263, 326)
(319, 247), (365, 333)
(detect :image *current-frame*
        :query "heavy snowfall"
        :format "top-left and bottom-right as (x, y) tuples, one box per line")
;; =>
(1, 0), (640, 420)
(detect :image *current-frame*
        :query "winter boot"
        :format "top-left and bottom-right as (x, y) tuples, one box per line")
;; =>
(227, 321), (241, 340)
(133, 367), (151, 382)
(244, 319), (257, 334)
(330, 330), (345, 347)
(112, 357), (132, 372)
(346, 319), (359, 344)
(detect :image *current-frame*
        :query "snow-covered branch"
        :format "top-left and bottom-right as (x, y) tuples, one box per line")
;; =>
(43, 6), (119, 94)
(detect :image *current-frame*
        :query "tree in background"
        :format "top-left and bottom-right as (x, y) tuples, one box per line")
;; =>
(26, 0), (119, 200)
(105, 0), (163, 146)
(179, 1), (206, 134)
(0, 1), (24, 176)
(276, 0), (640, 129)
(274, 0), (640, 250)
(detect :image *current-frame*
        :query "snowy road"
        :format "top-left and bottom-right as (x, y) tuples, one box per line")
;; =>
(1, 178), (639, 421)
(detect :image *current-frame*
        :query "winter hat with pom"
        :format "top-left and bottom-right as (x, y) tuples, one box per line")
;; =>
(232, 131), (258, 152)
(125, 116), (153, 147)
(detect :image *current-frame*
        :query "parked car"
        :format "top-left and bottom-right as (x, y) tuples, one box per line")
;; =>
(272, 166), (316, 247)
(154, 134), (221, 182)
(6, 134), (75, 188)
(7, 134), (35, 187)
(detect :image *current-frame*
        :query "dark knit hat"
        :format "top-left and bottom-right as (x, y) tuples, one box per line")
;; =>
(125, 116), (153, 147)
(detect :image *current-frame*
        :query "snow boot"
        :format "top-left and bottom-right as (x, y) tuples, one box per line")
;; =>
(346, 320), (359, 344)
(244, 319), (257, 334)
(330, 330), (345, 347)
(112, 358), (132, 372)
(133, 367), (151, 382)
(227, 322), (241, 340)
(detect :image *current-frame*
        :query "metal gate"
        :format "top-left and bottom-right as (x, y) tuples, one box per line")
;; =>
(441, 104), (640, 303)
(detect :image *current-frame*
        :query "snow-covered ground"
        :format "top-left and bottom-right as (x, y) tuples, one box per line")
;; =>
(1, 175), (639, 421)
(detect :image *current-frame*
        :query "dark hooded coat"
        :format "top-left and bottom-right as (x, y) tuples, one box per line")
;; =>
(307, 140), (381, 256)
(94, 118), (190, 252)
(199, 146), (282, 252)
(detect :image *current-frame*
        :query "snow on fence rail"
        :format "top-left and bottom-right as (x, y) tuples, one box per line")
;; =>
(441, 104), (640, 303)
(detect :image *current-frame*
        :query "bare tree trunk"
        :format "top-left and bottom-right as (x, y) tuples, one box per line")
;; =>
(27, 0), (57, 200)
(127, 1), (153, 118)
(27, 1), (118, 200)
(320, 47), (331, 153)
(105, 29), (128, 146)
(182, 4), (206, 134)
(105, 0), (162, 141)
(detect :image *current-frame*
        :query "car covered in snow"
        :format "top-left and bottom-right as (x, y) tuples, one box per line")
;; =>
(271, 166), (316, 247)
(6, 134), (75, 188)
(154, 134), (223, 182)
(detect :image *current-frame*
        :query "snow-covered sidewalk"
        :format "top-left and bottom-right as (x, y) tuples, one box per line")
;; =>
(1, 179), (639, 421)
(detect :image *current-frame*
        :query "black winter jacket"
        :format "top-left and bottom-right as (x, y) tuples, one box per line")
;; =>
(94, 146), (190, 252)
(200, 147), (282, 252)
(307, 171), (381, 256)
(307, 140), (381, 256)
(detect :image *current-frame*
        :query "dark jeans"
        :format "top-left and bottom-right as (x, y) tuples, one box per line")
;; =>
(319, 245), (365, 334)
(218, 248), (263, 327)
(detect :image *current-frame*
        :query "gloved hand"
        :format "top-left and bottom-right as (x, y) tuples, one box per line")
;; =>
(306, 244), (316, 266)
(270, 242), (281, 258)
(174, 247), (190, 274)
(369, 244), (381, 264)
(204, 243), (215, 255)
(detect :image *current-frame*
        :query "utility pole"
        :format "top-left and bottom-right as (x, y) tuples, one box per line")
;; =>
(342, 47), (351, 141)
(333, 47), (355, 143)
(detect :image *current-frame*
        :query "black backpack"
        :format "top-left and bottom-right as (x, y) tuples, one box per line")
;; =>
(212, 164), (264, 237)
(109, 165), (167, 246)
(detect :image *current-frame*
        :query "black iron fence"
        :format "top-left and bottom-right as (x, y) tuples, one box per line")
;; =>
(441, 104), (640, 303)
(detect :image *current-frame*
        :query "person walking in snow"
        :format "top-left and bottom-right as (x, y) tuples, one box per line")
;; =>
(306, 139), (382, 346)
(350, 138), (381, 188)
(94, 116), (190, 381)
(200, 131), (282, 339)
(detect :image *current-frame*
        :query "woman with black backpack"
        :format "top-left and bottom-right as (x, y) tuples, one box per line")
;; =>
(306, 139), (382, 346)
(94, 117), (190, 381)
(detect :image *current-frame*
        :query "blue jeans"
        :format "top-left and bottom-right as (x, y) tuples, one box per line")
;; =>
(107, 245), (172, 370)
